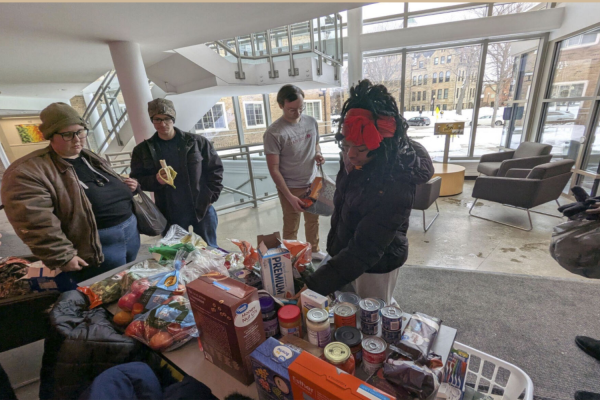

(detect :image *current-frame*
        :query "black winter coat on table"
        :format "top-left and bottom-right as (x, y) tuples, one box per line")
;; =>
(39, 290), (143, 400)
(305, 140), (434, 296)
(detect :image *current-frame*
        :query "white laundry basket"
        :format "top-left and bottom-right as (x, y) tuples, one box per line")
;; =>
(453, 342), (534, 400)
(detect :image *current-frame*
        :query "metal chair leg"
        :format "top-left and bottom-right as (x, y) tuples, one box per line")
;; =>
(502, 203), (564, 218)
(422, 200), (440, 232)
(469, 199), (533, 231)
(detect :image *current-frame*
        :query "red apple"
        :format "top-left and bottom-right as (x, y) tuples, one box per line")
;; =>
(124, 320), (144, 339)
(118, 293), (138, 312)
(149, 331), (174, 352)
(144, 325), (160, 342)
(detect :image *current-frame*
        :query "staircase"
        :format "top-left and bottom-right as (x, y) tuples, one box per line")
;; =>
(85, 12), (344, 158)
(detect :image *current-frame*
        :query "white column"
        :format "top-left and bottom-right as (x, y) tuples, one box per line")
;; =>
(83, 92), (106, 147)
(347, 8), (363, 89)
(108, 41), (154, 144)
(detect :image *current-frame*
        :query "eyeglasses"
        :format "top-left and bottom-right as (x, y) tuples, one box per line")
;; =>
(56, 129), (89, 142)
(152, 117), (174, 124)
(286, 105), (306, 113)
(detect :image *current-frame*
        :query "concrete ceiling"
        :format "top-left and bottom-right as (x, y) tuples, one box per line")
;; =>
(0, 3), (362, 99)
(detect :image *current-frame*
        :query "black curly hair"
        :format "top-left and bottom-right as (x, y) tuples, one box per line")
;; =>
(336, 79), (416, 182)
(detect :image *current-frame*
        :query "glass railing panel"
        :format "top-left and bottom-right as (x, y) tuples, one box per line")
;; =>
(291, 22), (311, 52)
(270, 27), (290, 55)
(253, 32), (269, 56)
(238, 35), (253, 57)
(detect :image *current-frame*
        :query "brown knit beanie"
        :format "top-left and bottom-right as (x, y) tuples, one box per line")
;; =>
(148, 98), (176, 120)
(39, 103), (87, 140)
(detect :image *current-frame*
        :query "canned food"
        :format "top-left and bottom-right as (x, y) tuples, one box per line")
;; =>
(323, 342), (356, 375)
(334, 302), (357, 328)
(381, 327), (401, 344)
(362, 337), (387, 365)
(380, 306), (403, 331)
(336, 292), (361, 307)
(359, 298), (382, 323)
(361, 318), (380, 336)
(334, 326), (363, 365)
(373, 298), (387, 310)
(362, 359), (383, 375)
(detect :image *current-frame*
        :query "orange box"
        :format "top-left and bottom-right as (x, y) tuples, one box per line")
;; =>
(288, 352), (392, 400)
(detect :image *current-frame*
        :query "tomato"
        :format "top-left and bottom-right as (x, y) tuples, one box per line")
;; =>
(149, 331), (174, 352)
(144, 325), (160, 342)
(130, 279), (150, 295)
(124, 320), (144, 339)
(118, 293), (138, 312)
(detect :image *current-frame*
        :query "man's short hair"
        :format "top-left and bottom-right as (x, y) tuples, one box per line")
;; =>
(276, 84), (304, 106)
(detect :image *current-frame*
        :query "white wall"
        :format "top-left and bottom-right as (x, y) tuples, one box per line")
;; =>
(551, 3), (600, 41)
(0, 117), (48, 163)
(0, 95), (69, 111)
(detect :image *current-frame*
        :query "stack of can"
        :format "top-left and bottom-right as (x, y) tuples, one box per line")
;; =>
(359, 298), (382, 336)
(380, 306), (403, 344)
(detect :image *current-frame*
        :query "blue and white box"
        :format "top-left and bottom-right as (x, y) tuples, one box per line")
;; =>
(257, 232), (295, 299)
(250, 337), (301, 400)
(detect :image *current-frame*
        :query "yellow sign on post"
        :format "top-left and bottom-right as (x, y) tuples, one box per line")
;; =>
(434, 122), (465, 136)
(434, 122), (465, 164)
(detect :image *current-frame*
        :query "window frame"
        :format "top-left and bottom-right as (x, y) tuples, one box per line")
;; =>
(243, 101), (267, 129)
(195, 102), (229, 132)
(304, 99), (323, 122)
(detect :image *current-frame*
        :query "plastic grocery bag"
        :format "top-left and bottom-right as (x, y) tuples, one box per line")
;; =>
(230, 239), (259, 269)
(158, 224), (207, 249)
(149, 243), (196, 260)
(282, 239), (312, 273)
(179, 249), (230, 284)
(550, 218), (600, 279)
(301, 164), (336, 216)
(78, 259), (173, 309)
(124, 293), (199, 352)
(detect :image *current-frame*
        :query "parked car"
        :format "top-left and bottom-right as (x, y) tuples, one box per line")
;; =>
(469, 114), (503, 126)
(407, 117), (431, 126)
(546, 110), (575, 123)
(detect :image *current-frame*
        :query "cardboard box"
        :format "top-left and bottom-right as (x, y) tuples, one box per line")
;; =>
(301, 289), (329, 325)
(279, 335), (324, 359)
(20, 261), (60, 291)
(288, 352), (392, 400)
(250, 337), (301, 400)
(257, 232), (294, 298)
(187, 273), (266, 385)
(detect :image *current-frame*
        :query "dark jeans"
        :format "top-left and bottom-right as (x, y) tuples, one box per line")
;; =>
(56, 214), (141, 290)
(166, 206), (218, 248)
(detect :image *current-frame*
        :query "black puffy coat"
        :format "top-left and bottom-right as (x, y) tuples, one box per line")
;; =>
(39, 290), (143, 400)
(130, 128), (224, 221)
(305, 141), (434, 296)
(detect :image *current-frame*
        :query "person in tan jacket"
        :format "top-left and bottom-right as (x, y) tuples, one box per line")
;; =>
(1, 103), (139, 290)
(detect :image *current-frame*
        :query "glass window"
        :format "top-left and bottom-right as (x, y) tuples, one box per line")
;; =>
(419, 61), (424, 68)
(444, 89), (449, 99)
(443, 104), (447, 110)
(362, 2), (405, 34)
(493, 3), (543, 16)
(409, 2), (466, 12)
(407, 6), (487, 28)
(424, 74), (428, 84)
(437, 89), (442, 99)
(582, 117), (600, 175)
(433, 73), (437, 83)
(423, 91), (427, 101)
(446, 71), (451, 82)
(195, 103), (228, 131)
(412, 106), (415, 111)
(418, 75), (422, 85)
(413, 76), (417, 85)
(305, 100), (322, 121)
(434, 58), (439, 65)
(417, 92), (421, 101)
(412, 92), (416, 101)
(447, 55), (452, 63)
(243, 101), (266, 128)
(363, 53), (403, 108)
(540, 101), (591, 161)
(550, 28), (600, 99)
(432, 90), (436, 98)
(441, 56), (446, 64)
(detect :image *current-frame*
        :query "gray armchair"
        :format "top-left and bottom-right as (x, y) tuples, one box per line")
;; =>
(413, 177), (442, 232)
(469, 159), (574, 230)
(477, 142), (553, 177)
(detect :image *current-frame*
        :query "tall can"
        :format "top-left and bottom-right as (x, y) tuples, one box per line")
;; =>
(359, 298), (382, 323)
(380, 306), (403, 332)
(334, 302), (357, 329)
(306, 308), (331, 348)
(334, 326), (363, 365)
(361, 337), (387, 375)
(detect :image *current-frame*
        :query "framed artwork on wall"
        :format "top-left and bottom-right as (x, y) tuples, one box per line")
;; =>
(16, 124), (45, 144)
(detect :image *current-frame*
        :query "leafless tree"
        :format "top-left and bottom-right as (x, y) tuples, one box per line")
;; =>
(483, 42), (514, 127)
(448, 46), (481, 116)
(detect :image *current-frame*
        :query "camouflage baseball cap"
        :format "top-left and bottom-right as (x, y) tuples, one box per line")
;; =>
(148, 98), (176, 120)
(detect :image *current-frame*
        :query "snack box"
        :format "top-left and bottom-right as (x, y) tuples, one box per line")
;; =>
(288, 352), (392, 400)
(21, 261), (61, 292)
(301, 289), (329, 325)
(187, 273), (266, 385)
(250, 337), (301, 400)
(257, 232), (294, 299)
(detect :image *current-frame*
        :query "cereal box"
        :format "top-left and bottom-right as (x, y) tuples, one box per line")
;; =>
(250, 338), (301, 400)
(187, 273), (266, 385)
(289, 352), (392, 400)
